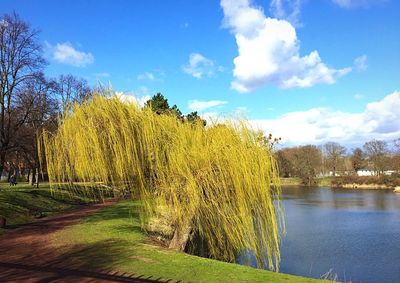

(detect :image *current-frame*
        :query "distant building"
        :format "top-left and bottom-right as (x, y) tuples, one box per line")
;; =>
(357, 169), (375, 176)
(356, 169), (396, 176)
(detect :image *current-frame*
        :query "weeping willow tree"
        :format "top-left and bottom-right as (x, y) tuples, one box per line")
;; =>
(41, 94), (284, 271)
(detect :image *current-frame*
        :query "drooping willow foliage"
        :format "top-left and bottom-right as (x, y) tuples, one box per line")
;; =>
(41, 94), (284, 270)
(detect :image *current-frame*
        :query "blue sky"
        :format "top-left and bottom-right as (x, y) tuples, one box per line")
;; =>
(1, 0), (399, 147)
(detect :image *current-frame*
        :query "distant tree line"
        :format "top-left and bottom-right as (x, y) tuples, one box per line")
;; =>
(275, 139), (400, 185)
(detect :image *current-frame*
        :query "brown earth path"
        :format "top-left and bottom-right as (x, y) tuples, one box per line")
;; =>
(0, 201), (162, 283)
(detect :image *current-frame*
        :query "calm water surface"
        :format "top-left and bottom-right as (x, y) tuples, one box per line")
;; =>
(274, 187), (400, 283)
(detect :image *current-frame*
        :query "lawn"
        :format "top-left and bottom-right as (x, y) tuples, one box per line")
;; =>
(52, 200), (331, 283)
(280, 177), (333, 187)
(0, 182), (111, 232)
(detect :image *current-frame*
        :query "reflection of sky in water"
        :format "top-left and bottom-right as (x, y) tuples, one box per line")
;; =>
(246, 187), (400, 283)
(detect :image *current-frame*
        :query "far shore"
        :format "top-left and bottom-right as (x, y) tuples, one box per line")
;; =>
(280, 177), (399, 190)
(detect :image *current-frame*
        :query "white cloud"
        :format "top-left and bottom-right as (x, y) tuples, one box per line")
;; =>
(201, 111), (220, 123)
(137, 72), (155, 81)
(188, 100), (228, 112)
(183, 53), (222, 79)
(46, 42), (94, 67)
(249, 91), (400, 146)
(220, 0), (351, 93)
(354, 55), (368, 71)
(269, 0), (302, 27)
(116, 91), (151, 107)
(332, 0), (386, 8)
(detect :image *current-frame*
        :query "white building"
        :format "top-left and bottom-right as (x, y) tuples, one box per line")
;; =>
(357, 169), (375, 176)
(356, 169), (396, 176)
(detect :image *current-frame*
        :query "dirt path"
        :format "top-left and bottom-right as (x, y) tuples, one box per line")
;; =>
(0, 201), (160, 283)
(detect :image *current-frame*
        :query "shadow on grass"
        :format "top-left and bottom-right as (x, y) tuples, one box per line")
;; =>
(0, 235), (169, 282)
(0, 198), (180, 282)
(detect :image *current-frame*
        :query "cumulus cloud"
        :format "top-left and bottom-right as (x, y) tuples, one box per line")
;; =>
(46, 42), (94, 67)
(116, 91), (151, 107)
(220, 0), (351, 93)
(183, 53), (222, 79)
(354, 55), (368, 71)
(250, 91), (400, 146)
(188, 100), (228, 112)
(269, 0), (302, 27)
(332, 0), (386, 8)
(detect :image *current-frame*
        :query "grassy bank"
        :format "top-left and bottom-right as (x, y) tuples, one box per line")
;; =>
(280, 177), (332, 187)
(0, 183), (110, 232)
(281, 175), (399, 189)
(52, 200), (330, 283)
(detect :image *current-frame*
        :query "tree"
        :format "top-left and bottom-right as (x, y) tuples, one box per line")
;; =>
(256, 131), (281, 151)
(391, 138), (400, 173)
(394, 138), (400, 154)
(145, 93), (186, 121)
(42, 96), (283, 270)
(363, 139), (389, 175)
(145, 93), (170, 114)
(275, 149), (293, 177)
(185, 111), (206, 126)
(55, 74), (91, 117)
(323, 142), (346, 176)
(350, 147), (365, 174)
(293, 145), (322, 186)
(0, 12), (45, 178)
(17, 74), (58, 186)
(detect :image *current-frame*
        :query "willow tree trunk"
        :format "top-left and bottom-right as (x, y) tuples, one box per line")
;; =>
(168, 224), (192, 251)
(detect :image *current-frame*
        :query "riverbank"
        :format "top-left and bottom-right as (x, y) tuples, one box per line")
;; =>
(280, 177), (332, 187)
(281, 176), (400, 190)
(49, 200), (330, 282)
(0, 186), (330, 282)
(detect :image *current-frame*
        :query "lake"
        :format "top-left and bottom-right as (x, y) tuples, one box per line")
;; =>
(271, 187), (400, 283)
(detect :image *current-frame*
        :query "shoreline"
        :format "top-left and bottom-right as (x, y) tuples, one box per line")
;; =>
(337, 183), (395, 190)
(280, 177), (398, 190)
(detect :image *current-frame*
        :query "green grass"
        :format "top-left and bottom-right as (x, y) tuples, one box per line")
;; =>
(318, 177), (332, 187)
(0, 183), (110, 233)
(53, 200), (331, 283)
(280, 177), (333, 187)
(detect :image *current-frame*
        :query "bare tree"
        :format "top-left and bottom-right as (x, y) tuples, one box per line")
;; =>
(394, 138), (400, 154)
(16, 73), (58, 186)
(55, 74), (91, 117)
(363, 139), (389, 175)
(350, 147), (365, 174)
(323, 142), (347, 176)
(0, 12), (45, 178)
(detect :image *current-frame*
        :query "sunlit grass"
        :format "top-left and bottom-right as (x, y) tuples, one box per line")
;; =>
(52, 200), (330, 283)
